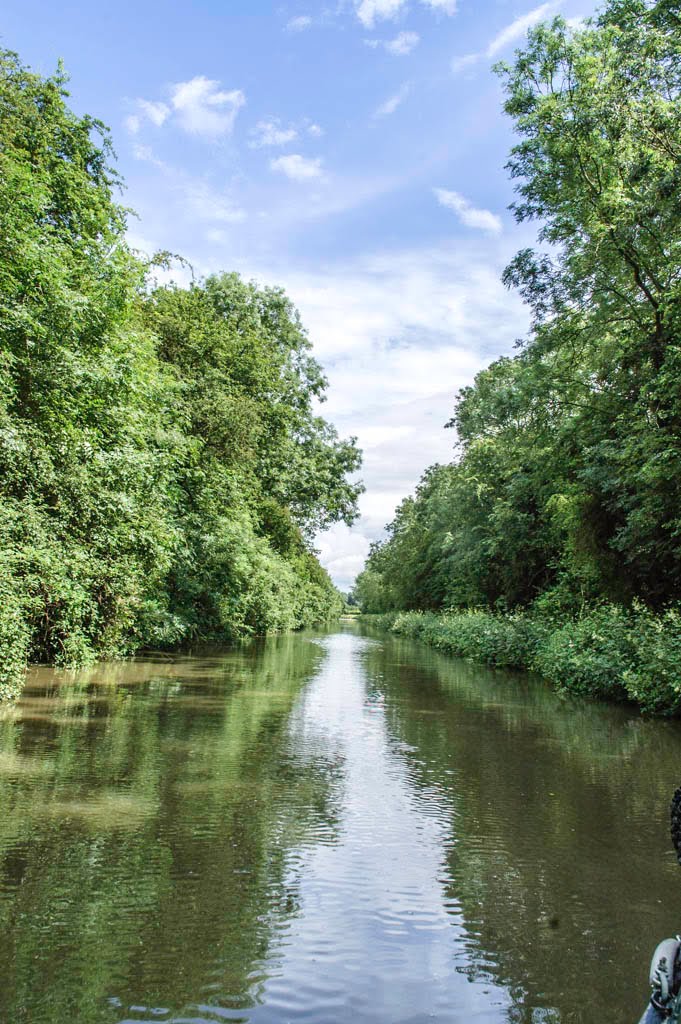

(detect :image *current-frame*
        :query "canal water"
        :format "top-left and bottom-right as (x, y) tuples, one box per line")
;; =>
(1, 624), (681, 1023)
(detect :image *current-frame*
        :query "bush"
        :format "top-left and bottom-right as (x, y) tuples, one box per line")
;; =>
(531, 605), (633, 701)
(389, 610), (540, 670)
(622, 607), (681, 716)
(365, 603), (681, 716)
(0, 581), (29, 701)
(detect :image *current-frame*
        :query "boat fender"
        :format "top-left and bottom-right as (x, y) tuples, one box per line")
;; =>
(646, 937), (681, 1020)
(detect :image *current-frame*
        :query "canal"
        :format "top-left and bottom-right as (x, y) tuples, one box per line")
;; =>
(1, 624), (680, 1022)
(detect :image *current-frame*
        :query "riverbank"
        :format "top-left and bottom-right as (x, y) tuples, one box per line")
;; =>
(361, 606), (681, 716)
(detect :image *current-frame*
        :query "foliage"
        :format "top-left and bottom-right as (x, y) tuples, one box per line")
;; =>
(384, 610), (541, 670)
(368, 604), (681, 714)
(356, 0), (681, 711)
(138, 275), (358, 641)
(0, 50), (359, 698)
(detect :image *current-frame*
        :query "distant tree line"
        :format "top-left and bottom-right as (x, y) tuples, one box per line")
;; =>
(355, 1), (681, 711)
(0, 50), (362, 698)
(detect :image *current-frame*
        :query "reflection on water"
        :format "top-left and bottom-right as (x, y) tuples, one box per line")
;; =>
(1, 625), (681, 1022)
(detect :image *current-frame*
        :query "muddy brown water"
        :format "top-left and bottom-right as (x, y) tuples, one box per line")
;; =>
(1, 623), (681, 1023)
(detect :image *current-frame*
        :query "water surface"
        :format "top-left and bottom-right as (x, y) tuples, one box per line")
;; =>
(1, 624), (681, 1022)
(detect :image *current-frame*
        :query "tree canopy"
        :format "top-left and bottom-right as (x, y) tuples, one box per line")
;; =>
(356, 0), (681, 617)
(0, 50), (361, 697)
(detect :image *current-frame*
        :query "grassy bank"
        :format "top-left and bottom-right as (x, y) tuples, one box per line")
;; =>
(361, 606), (681, 716)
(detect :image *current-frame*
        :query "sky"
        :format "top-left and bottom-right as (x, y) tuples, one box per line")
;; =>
(1, 0), (592, 591)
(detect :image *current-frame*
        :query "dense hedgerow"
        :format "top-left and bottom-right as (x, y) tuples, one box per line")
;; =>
(367, 605), (681, 715)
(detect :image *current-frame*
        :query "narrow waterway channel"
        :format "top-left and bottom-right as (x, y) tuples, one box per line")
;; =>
(1, 624), (681, 1023)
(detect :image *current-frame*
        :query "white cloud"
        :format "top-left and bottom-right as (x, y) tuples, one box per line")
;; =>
(170, 76), (246, 137)
(355, 0), (455, 28)
(270, 153), (325, 181)
(451, 3), (559, 75)
(434, 188), (502, 234)
(126, 79), (242, 140)
(185, 182), (247, 224)
(366, 30), (420, 55)
(307, 122), (324, 137)
(486, 2), (557, 57)
(262, 242), (528, 587)
(374, 82), (410, 117)
(250, 118), (298, 147)
(205, 228), (229, 244)
(286, 15), (313, 31)
(451, 53), (480, 74)
(423, 0), (458, 12)
(316, 526), (371, 590)
(132, 143), (166, 167)
(138, 99), (170, 127)
(357, 0), (405, 26)
(386, 30), (420, 54)
(125, 99), (170, 135)
(129, 145), (246, 225)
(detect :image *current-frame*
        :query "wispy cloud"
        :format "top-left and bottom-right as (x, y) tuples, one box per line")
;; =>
(138, 99), (170, 127)
(286, 14), (313, 31)
(185, 182), (247, 224)
(450, 53), (480, 74)
(433, 188), (502, 234)
(307, 122), (324, 137)
(452, 2), (559, 73)
(366, 30), (420, 55)
(125, 99), (171, 134)
(250, 118), (298, 147)
(374, 82), (410, 117)
(357, 0), (406, 26)
(270, 153), (325, 181)
(132, 143), (164, 165)
(130, 145), (246, 225)
(355, 0), (456, 29)
(423, 0), (457, 12)
(170, 76), (245, 137)
(487, 1), (557, 56)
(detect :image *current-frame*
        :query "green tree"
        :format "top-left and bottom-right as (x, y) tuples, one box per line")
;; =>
(0, 50), (361, 697)
(358, 0), (681, 617)
(498, 0), (681, 602)
(140, 275), (361, 640)
(0, 50), (178, 690)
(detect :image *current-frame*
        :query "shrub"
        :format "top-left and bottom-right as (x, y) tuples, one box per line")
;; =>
(389, 610), (540, 669)
(0, 582), (29, 700)
(367, 603), (681, 715)
(622, 607), (681, 716)
(531, 605), (634, 700)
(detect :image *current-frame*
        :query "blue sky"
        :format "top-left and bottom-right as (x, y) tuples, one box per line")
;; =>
(2, 0), (591, 589)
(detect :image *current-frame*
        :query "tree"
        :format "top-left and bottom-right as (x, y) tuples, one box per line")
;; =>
(358, 0), (681, 615)
(0, 50), (362, 696)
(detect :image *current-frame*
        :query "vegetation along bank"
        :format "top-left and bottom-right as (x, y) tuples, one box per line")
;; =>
(0, 51), (362, 700)
(356, 2), (681, 715)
